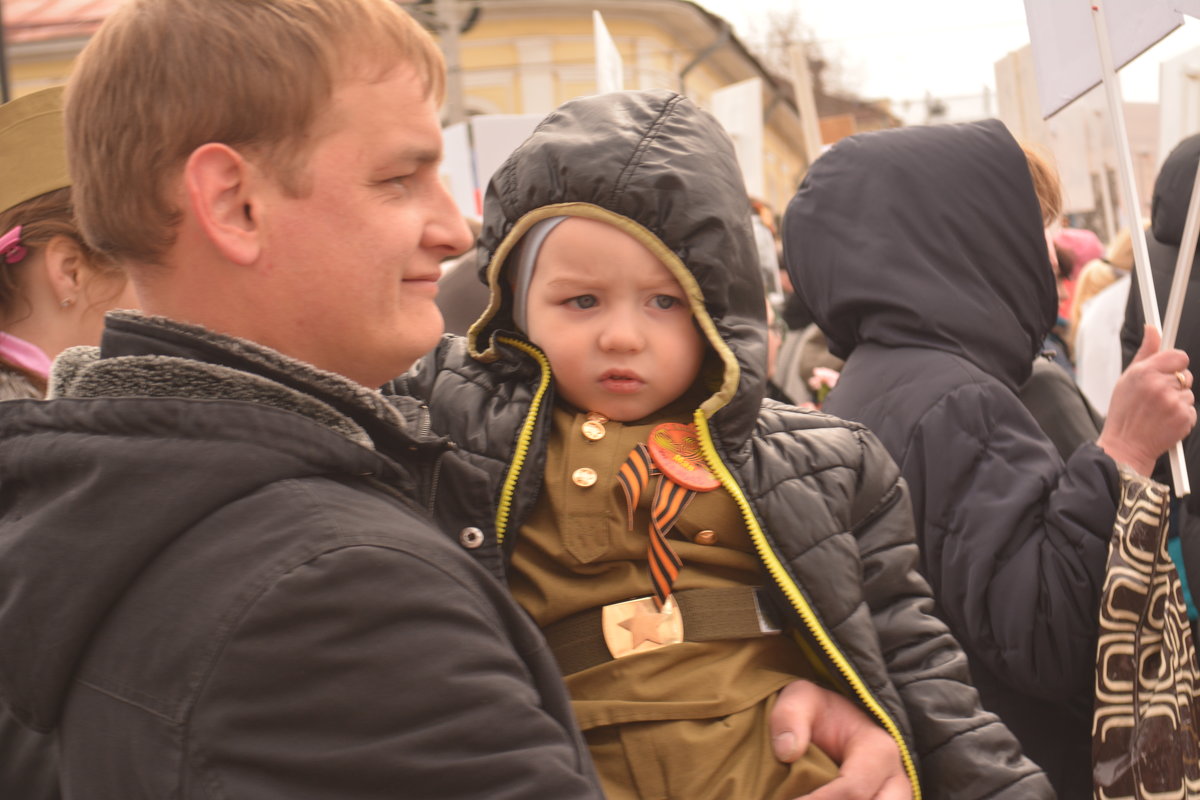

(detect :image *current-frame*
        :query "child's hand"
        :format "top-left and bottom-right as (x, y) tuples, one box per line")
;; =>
(770, 679), (912, 800)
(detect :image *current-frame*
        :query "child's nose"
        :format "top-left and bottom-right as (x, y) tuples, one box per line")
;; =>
(598, 313), (645, 353)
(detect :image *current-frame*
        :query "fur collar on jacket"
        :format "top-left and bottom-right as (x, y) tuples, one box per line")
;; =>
(50, 311), (412, 450)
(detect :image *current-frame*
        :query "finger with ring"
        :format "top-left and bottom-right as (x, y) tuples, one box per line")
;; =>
(1177, 370), (1191, 390)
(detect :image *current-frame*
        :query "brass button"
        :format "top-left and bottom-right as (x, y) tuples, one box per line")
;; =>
(694, 530), (717, 546)
(582, 420), (606, 441)
(582, 412), (608, 441)
(572, 467), (598, 487)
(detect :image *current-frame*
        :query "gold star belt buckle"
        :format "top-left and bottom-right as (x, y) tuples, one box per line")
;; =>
(601, 595), (685, 659)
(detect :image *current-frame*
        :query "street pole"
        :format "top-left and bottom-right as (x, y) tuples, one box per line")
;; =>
(0, 0), (12, 103)
(434, 0), (465, 125)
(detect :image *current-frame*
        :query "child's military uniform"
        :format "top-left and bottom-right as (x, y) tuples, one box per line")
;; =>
(510, 402), (839, 799)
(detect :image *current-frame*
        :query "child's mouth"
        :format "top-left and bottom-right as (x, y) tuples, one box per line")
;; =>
(600, 372), (644, 394)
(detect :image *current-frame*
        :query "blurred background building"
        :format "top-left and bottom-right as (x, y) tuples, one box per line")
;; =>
(7, 0), (1200, 238)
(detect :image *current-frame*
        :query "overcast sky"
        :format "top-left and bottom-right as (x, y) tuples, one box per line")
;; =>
(694, 0), (1200, 105)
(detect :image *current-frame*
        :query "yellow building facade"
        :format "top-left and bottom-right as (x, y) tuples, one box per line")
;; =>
(431, 0), (811, 217)
(5, 0), (811, 217)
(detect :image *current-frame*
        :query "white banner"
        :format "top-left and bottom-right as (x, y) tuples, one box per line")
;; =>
(711, 78), (764, 198)
(594, 11), (624, 94)
(1023, 0), (1181, 118)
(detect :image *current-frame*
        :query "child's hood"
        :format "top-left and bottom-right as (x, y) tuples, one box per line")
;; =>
(468, 89), (768, 440)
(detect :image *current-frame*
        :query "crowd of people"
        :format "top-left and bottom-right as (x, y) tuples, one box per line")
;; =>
(0, 1), (1196, 799)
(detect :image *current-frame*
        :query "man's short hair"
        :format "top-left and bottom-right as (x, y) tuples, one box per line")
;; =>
(66, 0), (445, 265)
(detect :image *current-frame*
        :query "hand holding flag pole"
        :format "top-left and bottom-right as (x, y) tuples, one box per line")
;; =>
(1089, 0), (1190, 495)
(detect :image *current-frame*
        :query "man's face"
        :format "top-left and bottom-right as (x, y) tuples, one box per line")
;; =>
(255, 64), (470, 387)
(524, 218), (705, 422)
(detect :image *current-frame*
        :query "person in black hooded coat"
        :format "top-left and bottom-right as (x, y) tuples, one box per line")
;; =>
(784, 119), (1195, 800)
(1121, 132), (1200, 607)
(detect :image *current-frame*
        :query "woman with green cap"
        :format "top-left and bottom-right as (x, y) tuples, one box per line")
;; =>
(0, 85), (135, 401)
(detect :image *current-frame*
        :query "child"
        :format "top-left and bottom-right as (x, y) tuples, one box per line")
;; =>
(398, 90), (1049, 799)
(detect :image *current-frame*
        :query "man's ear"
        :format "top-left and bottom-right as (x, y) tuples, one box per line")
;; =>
(184, 143), (261, 266)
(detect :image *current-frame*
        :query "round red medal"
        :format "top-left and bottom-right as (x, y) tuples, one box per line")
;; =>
(648, 422), (720, 492)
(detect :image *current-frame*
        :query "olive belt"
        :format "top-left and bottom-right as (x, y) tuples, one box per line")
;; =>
(542, 586), (784, 676)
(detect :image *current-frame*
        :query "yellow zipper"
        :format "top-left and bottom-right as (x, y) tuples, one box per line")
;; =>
(692, 410), (923, 800)
(493, 336), (553, 545)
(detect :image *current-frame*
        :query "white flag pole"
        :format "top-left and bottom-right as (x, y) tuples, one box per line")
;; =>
(1092, 0), (1190, 495)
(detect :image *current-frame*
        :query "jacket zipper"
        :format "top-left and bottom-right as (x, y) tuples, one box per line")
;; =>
(415, 403), (443, 512)
(427, 451), (444, 514)
(417, 403), (432, 439)
(692, 410), (922, 800)
(493, 336), (553, 545)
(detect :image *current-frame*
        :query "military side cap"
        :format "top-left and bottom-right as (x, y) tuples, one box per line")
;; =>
(0, 86), (69, 216)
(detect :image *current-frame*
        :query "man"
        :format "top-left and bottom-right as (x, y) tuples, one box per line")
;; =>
(0, 1), (602, 796)
(0, 1), (918, 797)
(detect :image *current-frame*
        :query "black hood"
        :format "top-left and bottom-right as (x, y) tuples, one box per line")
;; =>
(1152, 132), (1200, 248)
(468, 89), (766, 450)
(783, 119), (1056, 392)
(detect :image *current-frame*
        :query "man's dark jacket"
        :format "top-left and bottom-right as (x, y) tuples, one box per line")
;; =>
(0, 312), (602, 799)
(784, 119), (1121, 800)
(1122, 132), (1200, 592)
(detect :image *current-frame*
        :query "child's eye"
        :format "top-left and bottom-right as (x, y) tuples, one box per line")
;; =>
(652, 295), (682, 310)
(567, 295), (597, 309)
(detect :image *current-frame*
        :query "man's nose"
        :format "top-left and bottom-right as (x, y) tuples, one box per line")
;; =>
(427, 182), (475, 257)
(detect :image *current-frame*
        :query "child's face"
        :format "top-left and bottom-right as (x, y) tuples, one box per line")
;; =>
(524, 217), (705, 422)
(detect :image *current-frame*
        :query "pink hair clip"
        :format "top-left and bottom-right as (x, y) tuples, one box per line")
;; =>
(0, 226), (27, 265)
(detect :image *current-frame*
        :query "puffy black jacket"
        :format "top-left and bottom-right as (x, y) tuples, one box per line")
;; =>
(399, 90), (1051, 799)
(0, 312), (602, 799)
(785, 119), (1120, 800)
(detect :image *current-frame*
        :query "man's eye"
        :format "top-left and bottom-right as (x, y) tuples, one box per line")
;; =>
(568, 295), (597, 309)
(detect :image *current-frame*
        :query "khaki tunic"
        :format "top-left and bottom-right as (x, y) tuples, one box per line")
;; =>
(509, 403), (840, 800)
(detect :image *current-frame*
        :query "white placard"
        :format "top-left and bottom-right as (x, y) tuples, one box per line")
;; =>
(594, 11), (624, 94)
(1176, 1), (1200, 19)
(1023, 0), (1181, 118)
(711, 78), (764, 198)
(1159, 46), (1200, 162)
(439, 121), (478, 218)
(469, 114), (544, 200)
